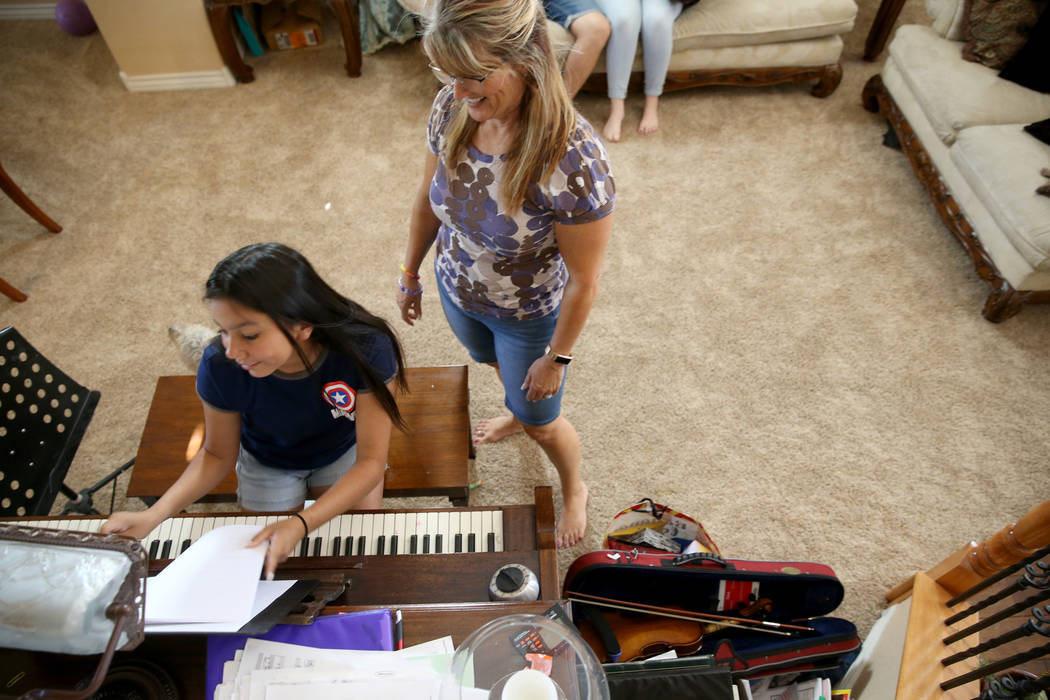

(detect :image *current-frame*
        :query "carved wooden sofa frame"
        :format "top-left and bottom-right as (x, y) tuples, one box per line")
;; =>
(584, 63), (843, 99)
(862, 75), (1050, 322)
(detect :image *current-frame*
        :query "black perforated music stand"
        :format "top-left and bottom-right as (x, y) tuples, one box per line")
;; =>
(0, 326), (134, 517)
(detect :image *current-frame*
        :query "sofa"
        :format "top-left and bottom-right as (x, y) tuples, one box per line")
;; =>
(862, 0), (1050, 321)
(398, 0), (858, 97)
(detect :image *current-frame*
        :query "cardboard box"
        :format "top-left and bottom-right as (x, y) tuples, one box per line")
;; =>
(260, 0), (324, 51)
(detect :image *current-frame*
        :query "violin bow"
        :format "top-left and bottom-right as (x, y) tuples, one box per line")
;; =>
(566, 591), (814, 637)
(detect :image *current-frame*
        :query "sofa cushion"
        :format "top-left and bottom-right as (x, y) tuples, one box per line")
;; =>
(950, 124), (1050, 270)
(888, 24), (1050, 144)
(673, 0), (856, 50)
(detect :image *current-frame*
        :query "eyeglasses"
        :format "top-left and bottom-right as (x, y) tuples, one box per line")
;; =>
(429, 63), (497, 91)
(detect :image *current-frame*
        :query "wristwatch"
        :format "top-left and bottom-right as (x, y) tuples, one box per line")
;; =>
(544, 345), (573, 365)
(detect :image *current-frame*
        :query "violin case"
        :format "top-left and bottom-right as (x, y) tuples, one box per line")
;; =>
(562, 550), (861, 685)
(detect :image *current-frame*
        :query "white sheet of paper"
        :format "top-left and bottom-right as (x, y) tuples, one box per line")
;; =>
(145, 579), (295, 633)
(145, 525), (266, 623)
(259, 673), (443, 700)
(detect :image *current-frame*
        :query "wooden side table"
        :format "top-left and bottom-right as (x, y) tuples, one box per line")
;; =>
(205, 0), (362, 83)
(128, 366), (473, 507)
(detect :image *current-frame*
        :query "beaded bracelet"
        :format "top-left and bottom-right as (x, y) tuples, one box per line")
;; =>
(398, 278), (423, 296)
(400, 263), (421, 280)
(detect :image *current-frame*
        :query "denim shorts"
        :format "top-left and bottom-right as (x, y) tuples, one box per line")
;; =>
(543, 0), (604, 28)
(236, 443), (359, 511)
(438, 282), (566, 426)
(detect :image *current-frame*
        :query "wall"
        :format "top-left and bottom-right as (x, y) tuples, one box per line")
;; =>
(84, 0), (225, 77)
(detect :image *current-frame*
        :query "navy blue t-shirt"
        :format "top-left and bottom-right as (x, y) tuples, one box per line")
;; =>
(196, 334), (398, 470)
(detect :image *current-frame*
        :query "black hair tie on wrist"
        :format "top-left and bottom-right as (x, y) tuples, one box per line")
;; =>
(292, 512), (309, 537)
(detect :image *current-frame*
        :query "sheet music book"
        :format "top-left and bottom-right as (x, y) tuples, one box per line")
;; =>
(205, 608), (395, 698)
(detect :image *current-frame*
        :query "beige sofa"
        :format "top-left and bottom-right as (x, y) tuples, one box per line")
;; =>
(398, 0), (858, 97)
(862, 0), (1050, 321)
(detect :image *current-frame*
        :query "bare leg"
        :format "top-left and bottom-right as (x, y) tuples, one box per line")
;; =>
(602, 98), (626, 142)
(474, 361), (525, 444)
(639, 94), (660, 135)
(562, 11), (611, 98)
(521, 417), (589, 548)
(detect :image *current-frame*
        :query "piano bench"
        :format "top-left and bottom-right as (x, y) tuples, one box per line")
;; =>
(128, 366), (474, 507)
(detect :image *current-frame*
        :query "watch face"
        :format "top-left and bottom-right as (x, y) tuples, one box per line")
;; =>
(554, 355), (571, 365)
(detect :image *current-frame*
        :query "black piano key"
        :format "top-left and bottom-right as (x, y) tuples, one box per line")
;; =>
(376, 535), (385, 555)
(467, 533), (476, 552)
(181, 539), (192, 554)
(332, 537), (342, 557)
(487, 532), (496, 552)
(454, 533), (463, 553)
(357, 536), (366, 555)
(299, 538), (309, 557)
(160, 540), (172, 559)
(422, 534), (430, 554)
(312, 538), (322, 557)
(390, 535), (399, 555)
(435, 534), (442, 553)
(148, 540), (159, 559)
(410, 534), (418, 554)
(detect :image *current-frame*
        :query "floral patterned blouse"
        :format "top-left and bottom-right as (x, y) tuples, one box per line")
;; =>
(427, 86), (615, 321)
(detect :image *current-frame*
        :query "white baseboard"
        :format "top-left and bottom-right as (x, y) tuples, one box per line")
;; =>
(0, 3), (58, 20)
(119, 67), (236, 92)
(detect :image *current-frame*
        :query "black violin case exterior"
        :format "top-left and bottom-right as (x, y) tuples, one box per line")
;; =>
(562, 550), (861, 685)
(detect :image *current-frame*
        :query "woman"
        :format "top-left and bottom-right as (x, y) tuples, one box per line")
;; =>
(396, 0), (615, 548)
(104, 243), (406, 579)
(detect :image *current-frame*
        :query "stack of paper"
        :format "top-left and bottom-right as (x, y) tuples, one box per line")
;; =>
(213, 636), (465, 699)
(145, 525), (296, 634)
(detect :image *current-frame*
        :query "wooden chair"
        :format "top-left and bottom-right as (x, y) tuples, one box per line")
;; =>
(0, 159), (62, 302)
(127, 366), (475, 507)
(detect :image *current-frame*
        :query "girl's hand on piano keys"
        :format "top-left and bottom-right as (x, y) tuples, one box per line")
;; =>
(247, 518), (302, 580)
(101, 510), (161, 539)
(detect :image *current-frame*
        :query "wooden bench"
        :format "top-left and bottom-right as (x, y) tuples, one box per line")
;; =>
(127, 366), (473, 507)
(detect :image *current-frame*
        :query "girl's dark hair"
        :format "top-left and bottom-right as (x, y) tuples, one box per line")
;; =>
(205, 242), (407, 429)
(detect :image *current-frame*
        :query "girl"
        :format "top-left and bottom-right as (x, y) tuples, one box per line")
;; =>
(595, 0), (685, 141)
(103, 242), (406, 579)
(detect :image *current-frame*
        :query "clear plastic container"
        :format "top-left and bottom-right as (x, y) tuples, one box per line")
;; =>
(439, 613), (609, 700)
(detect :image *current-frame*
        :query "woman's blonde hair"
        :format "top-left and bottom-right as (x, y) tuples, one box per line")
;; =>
(421, 0), (575, 213)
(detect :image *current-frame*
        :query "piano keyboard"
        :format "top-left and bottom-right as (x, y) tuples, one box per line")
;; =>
(23, 510), (505, 561)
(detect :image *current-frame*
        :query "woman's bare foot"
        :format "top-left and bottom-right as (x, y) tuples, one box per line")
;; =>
(556, 481), (589, 548)
(639, 95), (660, 135)
(602, 98), (626, 143)
(473, 415), (523, 444)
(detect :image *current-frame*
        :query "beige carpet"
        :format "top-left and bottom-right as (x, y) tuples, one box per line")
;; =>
(2, 2), (1048, 642)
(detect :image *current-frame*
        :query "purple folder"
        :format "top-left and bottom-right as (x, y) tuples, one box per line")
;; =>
(205, 608), (394, 697)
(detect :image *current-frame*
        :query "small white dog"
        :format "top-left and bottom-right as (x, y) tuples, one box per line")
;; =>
(167, 324), (216, 372)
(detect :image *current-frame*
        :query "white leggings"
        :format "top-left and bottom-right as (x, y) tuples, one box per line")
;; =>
(595, 0), (682, 99)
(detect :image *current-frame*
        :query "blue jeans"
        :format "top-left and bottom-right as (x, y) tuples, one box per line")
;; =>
(236, 443), (361, 511)
(543, 0), (604, 28)
(438, 282), (566, 426)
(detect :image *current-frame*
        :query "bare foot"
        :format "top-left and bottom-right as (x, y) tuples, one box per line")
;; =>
(602, 98), (626, 143)
(556, 481), (589, 548)
(473, 415), (523, 445)
(639, 95), (660, 135)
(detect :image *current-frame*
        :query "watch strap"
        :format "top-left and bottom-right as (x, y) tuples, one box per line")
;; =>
(545, 345), (573, 365)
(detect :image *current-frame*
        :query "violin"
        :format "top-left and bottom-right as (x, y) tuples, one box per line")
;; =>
(576, 608), (704, 663)
(569, 593), (809, 663)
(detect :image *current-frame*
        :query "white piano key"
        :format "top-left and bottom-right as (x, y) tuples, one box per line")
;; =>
(314, 520), (332, 557)
(437, 511), (449, 553)
(380, 513), (397, 555)
(425, 513), (439, 554)
(482, 511), (493, 552)
(493, 509), (504, 551)
(470, 511), (484, 553)
(360, 513), (375, 555)
(392, 512), (407, 555)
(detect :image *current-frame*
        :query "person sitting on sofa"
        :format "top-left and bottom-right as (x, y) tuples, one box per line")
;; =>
(595, 0), (691, 141)
(542, 0), (610, 97)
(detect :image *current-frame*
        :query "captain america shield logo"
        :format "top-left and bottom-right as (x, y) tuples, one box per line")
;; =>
(322, 381), (356, 412)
